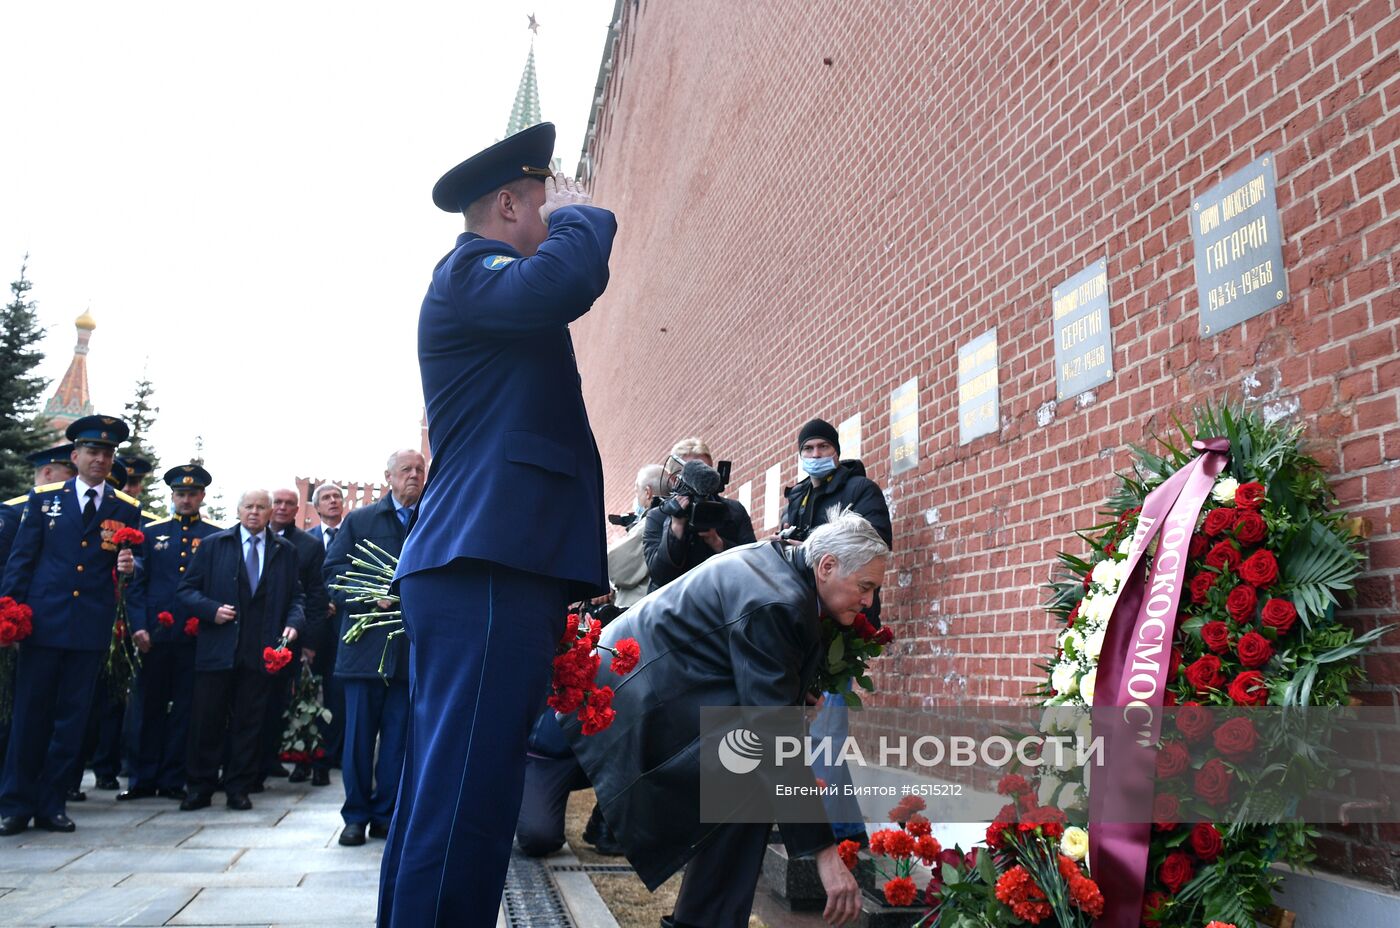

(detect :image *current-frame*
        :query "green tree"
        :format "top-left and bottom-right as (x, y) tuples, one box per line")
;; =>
(119, 369), (165, 515)
(0, 258), (55, 499)
(191, 434), (227, 523)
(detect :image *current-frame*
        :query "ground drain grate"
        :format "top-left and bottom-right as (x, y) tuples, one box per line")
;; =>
(502, 849), (575, 927)
(550, 863), (636, 873)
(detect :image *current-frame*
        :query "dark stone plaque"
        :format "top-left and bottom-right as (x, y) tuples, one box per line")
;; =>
(1191, 153), (1289, 336)
(889, 378), (919, 475)
(1052, 257), (1114, 401)
(957, 330), (999, 445)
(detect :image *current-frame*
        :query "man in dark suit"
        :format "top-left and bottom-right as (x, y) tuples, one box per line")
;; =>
(325, 450), (422, 846)
(176, 489), (305, 811)
(380, 122), (616, 925)
(300, 483), (346, 782)
(260, 487), (330, 789)
(119, 464), (219, 801)
(0, 416), (141, 835)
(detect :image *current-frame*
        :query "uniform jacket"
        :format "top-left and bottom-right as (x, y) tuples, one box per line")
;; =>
(324, 494), (409, 680)
(0, 497), (23, 573)
(397, 205), (616, 600)
(565, 540), (835, 890)
(0, 480), (143, 651)
(127, 513), (220, 644)
(640, 497), (756, 592)
(276, 524), (330, 650)
(176, 526), (306, 672)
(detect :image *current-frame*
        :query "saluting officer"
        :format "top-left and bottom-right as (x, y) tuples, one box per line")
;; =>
(380, 122), (616, 925)
(0, 415), (141, 835)
(119, 465), (218, 801)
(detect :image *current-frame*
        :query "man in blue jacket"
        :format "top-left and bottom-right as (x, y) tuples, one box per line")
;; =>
(176, 489), (305, 811)
(325, 449), (422, 847)
(0, 416), (141, 835)
(119, 464), (219, 801)
(380, 122), (615, 925)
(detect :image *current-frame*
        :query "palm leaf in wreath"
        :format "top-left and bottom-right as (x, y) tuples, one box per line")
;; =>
(1280, 521), (1363, 629)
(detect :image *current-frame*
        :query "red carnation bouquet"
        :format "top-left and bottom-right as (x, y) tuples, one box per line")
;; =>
(263, 634), (294, 674)
(549, 609), (641, 735)
(103, 526), (145, 701)
(0, 596), (35, 722)
(184, 617), (200, 637)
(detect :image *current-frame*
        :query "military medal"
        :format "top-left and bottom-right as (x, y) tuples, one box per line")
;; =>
(46, 496), (62, 529)
(155, 534), (171, 551)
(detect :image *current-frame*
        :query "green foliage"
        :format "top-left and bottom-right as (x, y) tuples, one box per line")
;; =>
(119, 372), (165, 516)
(0, 259), (55, 498)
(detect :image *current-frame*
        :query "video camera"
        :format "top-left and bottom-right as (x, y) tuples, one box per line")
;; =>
(660, 456), (732, 533)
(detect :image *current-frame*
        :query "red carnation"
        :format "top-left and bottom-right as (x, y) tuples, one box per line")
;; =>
(1225, 584), (1257, 622)
(883, 875), (918, 907)
(1183, 655), (1225, 694)
(1019, 805), (1067, 839)
(997, 773), (1031, 796)
(1200, 621), (1232, 654)
(263, 645), (292, 674)
(1238, 549), (1279, 588)
(1175, 702), (1213, 742)
(1189, 572), (1217, 604)
(1195, 758), (1233, 806)
(112, 526), (145, 547)
(995, 866), (1052, 924)
(1202, 508), (1235, 537)
(1153, 792), (1180, 830)
(609, 638), (641, 675)
(905, 813), (932, 837)
(882, 829), (916, 859)
(1236, 630), (1274, 668)
(1205, 540), (1242, 571)
(1155, 740), (1190, 779)
(1228, 670), (1269, 706)
(1260, 598), (1298, 635)
(559, 612), (580, 646)
(1233, 509), (1267, 545)
(157, 611), (175, 627)
(837, 839), (861, 870)
(184, 617), (200, 637)
(1213, 716), (1258, 759)
(1069, 875), (1104, 916)
(1159, 850), (1194, 893)
(914, 834), (942, 865)
(1190, 822), (1223, 861)
(1235, 481), (1267, 509)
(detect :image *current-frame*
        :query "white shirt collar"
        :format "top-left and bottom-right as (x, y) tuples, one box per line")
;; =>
(240, 525), (267, 546)
(74, 475), (106, 500)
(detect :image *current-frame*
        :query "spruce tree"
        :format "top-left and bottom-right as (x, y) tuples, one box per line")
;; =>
(120, 370), (165, 515)
(0, 258), (55, 499)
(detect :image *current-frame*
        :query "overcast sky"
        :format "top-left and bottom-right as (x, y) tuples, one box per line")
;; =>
(1, 0), (616, 510)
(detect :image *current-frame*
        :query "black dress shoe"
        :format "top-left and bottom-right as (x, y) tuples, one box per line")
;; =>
(66, 788), (86, 802)
(117, 786), (157, 801)
(368, 822), (389, 839)
(0, 815), (29, 836)
(338, 822), (367, 846)
(226, 794), (253, 811)
(94, 776), (120, 791)
(267, 764), (290, 778)
(249, 780), (266, 794)
(179, 793), (212, 811)
(311, 768), (330, 787)
(156, 787), (187, 801)
(288, 764), (310, 783)
(34, 813), (76, 832)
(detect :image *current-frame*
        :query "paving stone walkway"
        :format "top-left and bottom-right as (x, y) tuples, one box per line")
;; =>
(0, 771), (380, 927)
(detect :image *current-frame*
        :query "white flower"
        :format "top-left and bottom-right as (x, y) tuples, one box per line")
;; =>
(1090, 559), (1123, 591)
(1212, 476), (1240, 504)
(1059, 628), (1085, 658)
(1074, 711), (1094, 746)
(1061, 826), (1089, 862)
(1079, 667), (1098, 705)
(1051, 661), (1080, 697)
(1083, 623), (1107, 660)
(1080, 593), (1114, 627)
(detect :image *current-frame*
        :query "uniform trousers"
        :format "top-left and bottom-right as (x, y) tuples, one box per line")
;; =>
(340, 676), (409, 827)
(187, 666), (271, 798)
(133, 643), (195, 790)
(0, 645), (103, 819)
(378, 559), (566, 927)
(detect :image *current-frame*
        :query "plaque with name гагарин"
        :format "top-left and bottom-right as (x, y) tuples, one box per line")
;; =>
(1052, 257), (1113, 401)
(1191, 153), (1289, 336)
(889, 379), (918, 475)
(957, 330), (999, 445)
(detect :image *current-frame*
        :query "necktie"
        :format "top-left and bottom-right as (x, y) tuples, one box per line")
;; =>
(245, 535), (261, 593)
(397, 507), (411, 531)
(82, 488), (99, 531)
(325, 526), (338, 547)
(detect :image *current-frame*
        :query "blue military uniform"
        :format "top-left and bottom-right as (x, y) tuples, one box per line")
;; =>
(122, 465), (218, 798)
(0, 416), (142, 832)
(380, 122), (614, 926)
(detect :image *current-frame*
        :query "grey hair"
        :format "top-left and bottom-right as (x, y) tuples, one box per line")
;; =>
(312, 482), (343, 504)
(386, 449), (425, 472)
(804, 510), (890, 575)
(635, 463), (665, 499)
(238, 488), (272, 508)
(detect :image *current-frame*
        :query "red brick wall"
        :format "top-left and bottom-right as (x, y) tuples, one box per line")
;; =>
(572, 0), (1400, 883)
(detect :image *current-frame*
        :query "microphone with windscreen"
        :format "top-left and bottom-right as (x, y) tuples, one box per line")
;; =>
(660, 458), (731, 533)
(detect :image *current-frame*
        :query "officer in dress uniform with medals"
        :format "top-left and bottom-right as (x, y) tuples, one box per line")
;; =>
(378, 122), (616, 925)
(119, 465), (217, 801)
(0, 415), (141, 834)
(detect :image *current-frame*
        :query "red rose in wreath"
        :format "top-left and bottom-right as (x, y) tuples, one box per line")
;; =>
(1238, 549), (1279, 588)
(1228, 670), (1268, 706)
(1225, 584), (1257, 622)
(1183, 655), (1225, 693)
(1236, 630), (1274, 668)
(1195, 757), (1233, 806)
(1200, 620), (1232, 654)
(1260, 598), (1298, 635)
(1158, 850), (1194, 893)
(1213, 716), (1258, 759)
(1191, 822), (1223, 861)
(1202, 508), (1235, 537)
(1235, 481), (1267, 509)
(1233, 509), (1267, 545)
(1205, 540), (1242, 571)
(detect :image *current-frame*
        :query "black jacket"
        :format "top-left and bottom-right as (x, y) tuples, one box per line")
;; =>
(784, 463), (892, 623)
(324, 494), (409, 680)
(565, 540), (835, 890)
(641, 496), (756, 592)
(277, 523), (330, 650)
(177, 526), (306, 672)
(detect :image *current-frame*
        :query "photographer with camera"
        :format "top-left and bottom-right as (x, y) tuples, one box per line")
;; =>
(642, 438), (755, 592)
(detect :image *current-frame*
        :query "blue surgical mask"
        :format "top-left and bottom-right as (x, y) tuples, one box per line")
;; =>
(798, 454), (837, 478)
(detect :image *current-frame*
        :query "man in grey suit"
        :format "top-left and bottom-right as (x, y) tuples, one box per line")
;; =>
(324, 451), (423, 846)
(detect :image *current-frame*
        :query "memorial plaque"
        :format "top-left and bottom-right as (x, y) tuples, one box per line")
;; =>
(1052, 258), (1114, 401)
(1191, 153), (1289, 336)
(763, 463), (782, 530)
(838, 414), (862, 461)
(889, 378), (919, 475)
(957, 330), (999, 445)
(737, 481), (752, 519)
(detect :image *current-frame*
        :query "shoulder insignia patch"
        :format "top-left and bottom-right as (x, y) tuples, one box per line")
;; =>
(145, 516), (174, 528)
(114, 489), (142, 506)
(482, 254), (517, 271)
(3, 495), (28, 507)
(34, 482), (65, 493)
